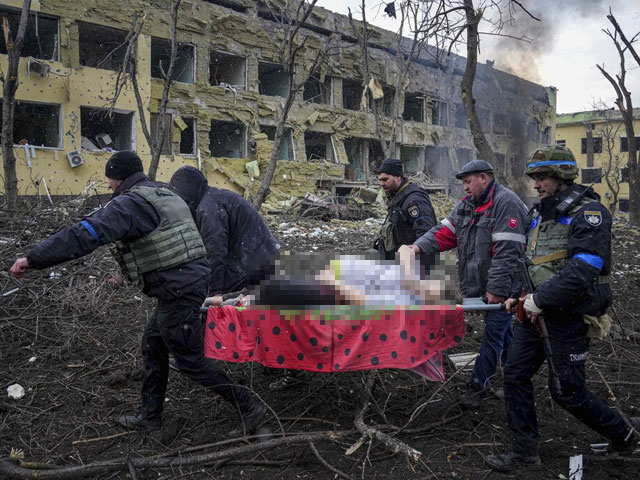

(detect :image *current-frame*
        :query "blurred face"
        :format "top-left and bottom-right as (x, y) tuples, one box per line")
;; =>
(378, 173), (402, 195)
(461, 173), (490, 200)
(107, 177), (123, 191)
(530, 172), (564, 199)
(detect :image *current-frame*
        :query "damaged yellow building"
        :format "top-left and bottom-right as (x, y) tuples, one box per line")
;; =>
(1, 0), (556, 206)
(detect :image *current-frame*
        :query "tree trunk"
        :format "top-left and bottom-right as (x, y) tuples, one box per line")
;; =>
(1, 0), (32, 209)
(460, 0), (496, 168)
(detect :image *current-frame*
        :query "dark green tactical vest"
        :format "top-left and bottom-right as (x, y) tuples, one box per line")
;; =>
(526, 196), (592, 288)
(116, 186), (206, 286)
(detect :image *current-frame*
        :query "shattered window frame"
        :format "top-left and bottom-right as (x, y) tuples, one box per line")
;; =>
(150, 113), (173, 155)
(343, 137), (367, 181)
(303, 75), (331, 104)
(80, 106), (136, 152)
(400, 145), (423, 175)
(342, 78), (363, 111)
(2, 100), (62, 149)
(402, 93), (424, 123)
(209, 120), (247, 159)
(258, 61), (289, 98)
(150, 37), (196, 84)
(78, 22), (130, 72)
(0, 7), (60, 61)
(381, 85), (395, 117)
(581, 136), (603, 154)
(179, 117), (197, 156)
(581, 167), (602, 184)
(209, 50), (247, 89)
(304, 130), (335, 162)
(261, 125), (295, 161)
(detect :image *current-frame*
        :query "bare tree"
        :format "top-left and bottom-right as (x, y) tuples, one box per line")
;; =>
(108, 0), (182, 181)
(252, 0), (337, 210)
(597, 9), (639, 224)
(592, 103), (623, 215)
(1, 0), (32, 209)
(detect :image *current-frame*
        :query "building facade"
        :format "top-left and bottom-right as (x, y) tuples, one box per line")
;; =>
(556, 108), (640, 215)
(1, 0), (556, 206)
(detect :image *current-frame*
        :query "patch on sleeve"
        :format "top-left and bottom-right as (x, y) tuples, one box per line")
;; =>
(508, 217), (518, 229)
(408, 205), (420, 218)
(584, 210), (602, 227)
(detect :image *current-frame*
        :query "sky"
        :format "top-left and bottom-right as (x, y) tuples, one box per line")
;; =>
(317, 0), (640, 114)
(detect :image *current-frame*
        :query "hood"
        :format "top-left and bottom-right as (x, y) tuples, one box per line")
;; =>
(169, 166), (208, 210)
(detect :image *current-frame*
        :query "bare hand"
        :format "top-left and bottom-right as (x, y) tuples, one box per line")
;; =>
(405, 244), (421, 253)
(203, 295), (223, 307)
(504, 298), (517, 313)
(485, 292), (505, 304)
(10, 258), (30, 279)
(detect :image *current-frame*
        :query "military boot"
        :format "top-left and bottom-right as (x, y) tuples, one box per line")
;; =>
(485, 451), (541, 472)
(117, 413), (162, 431)
(607, 417), (640, 455)
(228, 393), (267, 438)
(459, 382), (487, 409)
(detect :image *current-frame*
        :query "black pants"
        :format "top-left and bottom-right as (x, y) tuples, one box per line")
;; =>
(504, 314), (630, 454)
(140, 281), (251, 419)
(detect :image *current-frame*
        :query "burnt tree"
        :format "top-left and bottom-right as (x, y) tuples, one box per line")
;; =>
(597, 9), (639, 224)
(1, 0), (32, 209)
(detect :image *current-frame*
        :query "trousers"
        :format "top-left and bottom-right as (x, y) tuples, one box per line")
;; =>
(504, 314), (630, 454)
(472, 309), (513, 389)
(140, 280), (251, 419)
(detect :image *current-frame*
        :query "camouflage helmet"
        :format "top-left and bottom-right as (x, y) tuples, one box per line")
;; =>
(525, 145), (578, 181)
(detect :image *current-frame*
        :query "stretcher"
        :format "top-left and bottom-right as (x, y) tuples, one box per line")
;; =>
(202, 304), (467, 380)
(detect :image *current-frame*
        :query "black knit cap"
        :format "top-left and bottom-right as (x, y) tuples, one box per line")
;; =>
(104, 151), (144, 180)
(376, 158), (403, 177)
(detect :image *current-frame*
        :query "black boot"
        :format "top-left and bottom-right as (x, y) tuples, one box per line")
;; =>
(459, 382), (486, 410)
(228, 395), (267, 438)
(608, 417), (640, 455)
(117, 413), (162, 431)
(485, 451), (541, 472)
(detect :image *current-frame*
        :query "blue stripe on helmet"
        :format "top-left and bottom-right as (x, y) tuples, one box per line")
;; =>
(81, 220), (100, 246)
(528, 160), (577, 167)
(573, 253), (603, 270)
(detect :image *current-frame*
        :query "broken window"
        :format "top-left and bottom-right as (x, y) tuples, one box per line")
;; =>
(556, 139), (566, 147)
(581, 167), (602, 183)
(342, 79), (363, 111)
(431, 100), (448, 126)
(1, 101), (61, 148)
(258, 62), (289, 97)
(401, 146), (422, 175)
(619, 198), (629, 213)
(381, 85), (395, 117)
(78, 22), (129, 71)
(262, 126), (294, 161)
(210, 120), (246, 158)
(0, 8), (59, 61)
(343, 138), (366, 181)
(581, 137), (602, 154)
(150, 37), (195, 83)
(303, 76), (331, 104)
(179, 118), (196, 155)
(425, 146), (450, 182)
(403, 94), (424, 122)
(210, 51), (246, 88)
(368, 140), (385, 174)
(150, 113), (172, 155)
(620, 136), (640, 152)
(305, 131), (334, 162)
(202, 0), (247, 13)
(454, 104), (467, 129)
(80, 107), (134, 151)
(493, 113), (507, 135)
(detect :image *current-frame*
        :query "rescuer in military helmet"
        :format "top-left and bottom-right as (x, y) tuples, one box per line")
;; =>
(10, 151), (267, 438)
(486, 145), (640, 471)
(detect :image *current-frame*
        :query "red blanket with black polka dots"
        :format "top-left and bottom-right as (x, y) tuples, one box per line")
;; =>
(204, 305), (465, 375)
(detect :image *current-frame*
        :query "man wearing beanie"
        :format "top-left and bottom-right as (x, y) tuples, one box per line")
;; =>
(374, 158), (436, 261)
(11, 151), (267, 437)
(169, 166), (279, 300)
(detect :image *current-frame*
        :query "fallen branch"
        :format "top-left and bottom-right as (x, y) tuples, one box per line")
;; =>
(308, 440), (353, 480)
(71, 431), (136, 446)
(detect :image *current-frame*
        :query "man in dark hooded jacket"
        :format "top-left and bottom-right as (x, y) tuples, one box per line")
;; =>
(169, 166), (279, 298)
(10, 152), (266, 437)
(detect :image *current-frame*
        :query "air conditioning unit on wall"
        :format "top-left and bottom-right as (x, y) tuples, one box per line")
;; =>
(67, 150), (85, 168)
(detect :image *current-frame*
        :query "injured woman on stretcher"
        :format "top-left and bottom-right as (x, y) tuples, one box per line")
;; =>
(204, 245), (454, 308)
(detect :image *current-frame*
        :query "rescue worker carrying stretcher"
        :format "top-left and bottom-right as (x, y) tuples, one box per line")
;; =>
(10, 152), (266, 438)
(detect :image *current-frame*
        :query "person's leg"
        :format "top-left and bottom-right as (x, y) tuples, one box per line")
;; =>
(547, 317), (632, 449)
(471, 309), (514, 389)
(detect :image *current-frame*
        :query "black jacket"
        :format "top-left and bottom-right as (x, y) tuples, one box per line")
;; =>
(530, 184), (612, 317)
(27, 172), (209, 299)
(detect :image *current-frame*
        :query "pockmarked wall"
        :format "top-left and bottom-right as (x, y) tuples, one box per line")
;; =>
(1, 0), (556, 206)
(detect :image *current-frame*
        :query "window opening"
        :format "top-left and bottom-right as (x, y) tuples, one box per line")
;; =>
(305, 131), (334, 162)
(78, 22), (129, 71)
(150, 113), (172, 155)
(0, 8), (59, 61)
(342, 79), (363, 111)
(303, 76), (331, 104)
(80, 107), (133, 151)
(150, 37), (195, 83)
(581, 137), (602, 154)
(179, 118), (196, 155)
(258, 61), (289, 97)
(401, 146), (422, 175)
(431, 100), (448, 126)
(210, 120), (246, 158)
(581, 167), (602, 183)
(210, 51), (246, 88)
(1, 101), (61, 148)
(262, 126), (294, 161)
(403, 94), (424, 122)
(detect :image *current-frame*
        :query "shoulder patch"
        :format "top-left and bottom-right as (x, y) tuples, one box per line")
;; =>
(584, 210), (602, 227)
(408, 205), (420, 218)
(508, 217), (518, 229)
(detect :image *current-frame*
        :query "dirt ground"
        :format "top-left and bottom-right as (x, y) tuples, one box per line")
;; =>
(1, 199), (640, 480)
